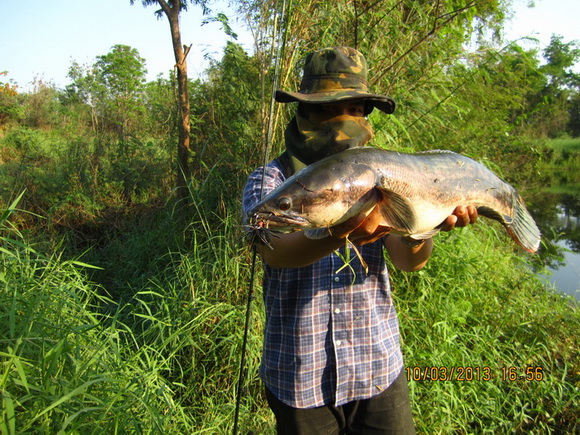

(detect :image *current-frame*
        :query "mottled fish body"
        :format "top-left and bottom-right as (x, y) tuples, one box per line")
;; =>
(249, 147), (541, 253)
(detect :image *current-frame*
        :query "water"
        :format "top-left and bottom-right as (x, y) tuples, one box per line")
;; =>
(528, 191), (580, 302)
(543, 240), (580, 300)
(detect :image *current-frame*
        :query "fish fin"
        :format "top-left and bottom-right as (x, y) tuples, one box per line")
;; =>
(304, 228), (331, 239)
(477, 199), (540, 253)
(476, 206), (511, 224)
(375, 185), (416, 233)
(416, 149), (458, 155)
(408, 228), (442, 240)
(504, 196), (541, 253)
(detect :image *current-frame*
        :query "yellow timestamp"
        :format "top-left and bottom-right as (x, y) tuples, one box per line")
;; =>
(405, 366), (544, 382)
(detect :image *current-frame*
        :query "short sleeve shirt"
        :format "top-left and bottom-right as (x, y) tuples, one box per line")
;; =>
(242, 157), (403, 408)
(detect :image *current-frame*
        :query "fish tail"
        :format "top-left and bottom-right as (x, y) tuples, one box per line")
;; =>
(504, 195), (541, 253)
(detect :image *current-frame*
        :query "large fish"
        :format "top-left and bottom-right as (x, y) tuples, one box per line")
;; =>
(248, 147), (541, 253)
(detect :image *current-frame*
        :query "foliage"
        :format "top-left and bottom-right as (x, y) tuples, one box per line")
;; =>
(0, 198), (176, 433)
(131, 0), (210, 16)
(195, 41), (264, 175)
(236, 1), (579, 158)
(0, 192), (577, 433)
(130, 0), (214, 196)
(516, 35), (580, 138)
(0, 1), (579, 432)
(66, 44), (148, 137)
(23, 78), (62, 129)
(142, 75), (179, 140)
(542, 35), (580, 90)
(236, 0), (554, 161)
(0, 72), (24, 129)
(0, 187), (271, 433)
(569, 92), (580, 137)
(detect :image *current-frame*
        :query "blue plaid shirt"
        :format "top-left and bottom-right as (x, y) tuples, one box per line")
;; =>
(242, 157), (403, 408)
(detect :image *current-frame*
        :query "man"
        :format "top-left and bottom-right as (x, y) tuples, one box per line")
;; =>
(242, 46), (477, 434)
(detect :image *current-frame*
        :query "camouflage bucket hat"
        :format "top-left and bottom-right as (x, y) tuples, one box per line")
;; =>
(275, 46), (395, 114)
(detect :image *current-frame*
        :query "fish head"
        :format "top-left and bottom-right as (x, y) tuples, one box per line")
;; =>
(250, 159), (378, 232)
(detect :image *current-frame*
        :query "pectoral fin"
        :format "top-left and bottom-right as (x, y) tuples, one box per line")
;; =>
(476, 206), (512, 225)
(408, 228), (442, 240)
(375, 186), (416, 233)
(304, 228), (331, 239)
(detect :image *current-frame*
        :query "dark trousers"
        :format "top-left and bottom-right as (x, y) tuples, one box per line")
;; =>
(265, 369), (415, 435)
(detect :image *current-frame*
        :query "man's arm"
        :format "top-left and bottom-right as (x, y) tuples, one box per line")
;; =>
(258, 205), (478, 270)
(257, 231), (346, 269)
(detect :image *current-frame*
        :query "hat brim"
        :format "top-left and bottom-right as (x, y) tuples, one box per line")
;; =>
(275, 89), (395, 114)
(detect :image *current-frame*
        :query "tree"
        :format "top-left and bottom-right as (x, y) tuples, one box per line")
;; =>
(542, 35), (580, 90)
(197, 42), (262, 169)
(94, 45), (148, 137)
(65, 45), (149, 197)
(568, 92), (580, 137)
(143, 75), (179, 140)
(66, 45), (147, 136)
(540, 35), (580, 137)
(511, 35), (580, 138)
(130, 0), (211, 200)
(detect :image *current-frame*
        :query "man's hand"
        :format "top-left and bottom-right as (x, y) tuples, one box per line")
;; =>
(324, 204), (478, 272)
(330, 206), (391, 245)
(439, 205), (478, 231)
(329, 204), (478, 246)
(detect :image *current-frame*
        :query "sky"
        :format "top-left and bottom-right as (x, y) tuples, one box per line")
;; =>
(1, 0), (579, 92)
(0, 0), (254, 91)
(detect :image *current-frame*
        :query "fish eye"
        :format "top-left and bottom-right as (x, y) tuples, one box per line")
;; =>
(277, 197), (292, 211)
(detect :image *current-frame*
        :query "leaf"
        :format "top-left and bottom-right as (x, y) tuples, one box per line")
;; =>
(202, 13), (238, 40)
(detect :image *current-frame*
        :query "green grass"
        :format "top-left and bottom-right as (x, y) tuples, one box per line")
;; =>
(0, 191), (272, 434)
(548, 137), (580, 153)
(0, 203), (187, 432)
(541, 137), (580, 172)
(0, 189), (578, 433)
(391, 225), (578, 434)
(533, 137), (580, 191)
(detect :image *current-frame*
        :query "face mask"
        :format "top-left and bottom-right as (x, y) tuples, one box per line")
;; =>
(285, 111), (373, 166)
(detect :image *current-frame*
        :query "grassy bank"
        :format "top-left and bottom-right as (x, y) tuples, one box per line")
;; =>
(1, 191), (578, 434)
(547, 137), (580, 155)
(539, 137), (580, 186)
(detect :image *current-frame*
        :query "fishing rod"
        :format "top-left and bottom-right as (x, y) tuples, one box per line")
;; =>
(233, 0), (288, 433)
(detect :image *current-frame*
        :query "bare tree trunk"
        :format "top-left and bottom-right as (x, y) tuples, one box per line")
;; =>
(158, 0), (191, 200)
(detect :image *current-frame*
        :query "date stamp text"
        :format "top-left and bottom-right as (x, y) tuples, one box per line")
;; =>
(405, 366), (544, 382)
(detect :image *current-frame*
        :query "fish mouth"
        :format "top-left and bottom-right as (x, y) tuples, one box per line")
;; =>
(249, 212), (310, 231)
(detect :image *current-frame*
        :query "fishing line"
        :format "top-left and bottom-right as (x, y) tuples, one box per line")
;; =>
(233, 0), (289, 433)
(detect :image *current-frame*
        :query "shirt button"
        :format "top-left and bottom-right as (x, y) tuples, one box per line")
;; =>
(334, 276), (340, 282)
(334, 308), (341, 314)
(336, 340), (342, 346)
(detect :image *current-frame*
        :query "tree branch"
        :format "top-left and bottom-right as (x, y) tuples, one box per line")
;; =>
(373, 1), (478, 84)
(182, 44), (192, 62)
(156, 0), (177, 18)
